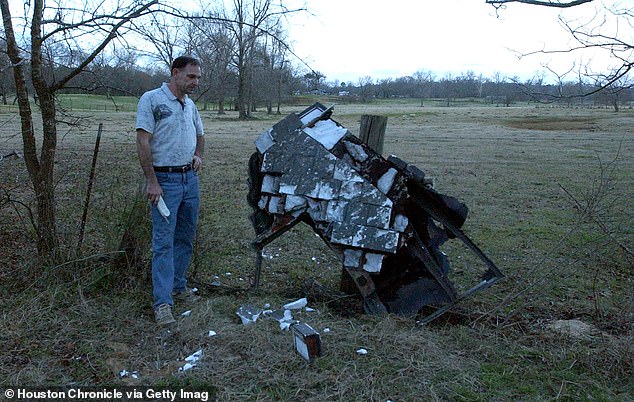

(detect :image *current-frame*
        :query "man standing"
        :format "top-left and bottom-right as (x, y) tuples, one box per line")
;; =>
(136, 56), (205, 325)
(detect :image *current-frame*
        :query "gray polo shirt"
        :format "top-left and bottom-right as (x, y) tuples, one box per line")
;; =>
(136, 83), (204, 167)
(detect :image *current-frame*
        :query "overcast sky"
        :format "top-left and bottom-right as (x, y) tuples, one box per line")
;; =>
(4, 0), (624, 84)
(286, 0), (619, 84)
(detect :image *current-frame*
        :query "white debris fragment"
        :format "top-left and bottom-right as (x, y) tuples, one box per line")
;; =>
(356, 348), (368, 355)
(343, 140), (369, 162)
(179, 363), (195, 372)
(208, 330), (217, 337)
(377, 168), (398, 195)
(305, 307), (316, 312)
(119, 370), (140, 378)
(323, 328), (331, 333)
(363, 253), (385, 273)
(393, 214), (409, 232)
(299, 108), (323, 125)
(157, 196), (170, 219)
(185, 350), (203, 363)
(283, 297), (308, 310)
(236, 305), (263, 325)
(255, 128), (275, 153)
(191, 287), (198, 293)
(181, 310), (192, 317)
(303, 120), (347, 150)
(261, 174), (279, 193)
(344, 248), (363, 268)
(263, 303), (271, 309)
(267, 309), (296, 331)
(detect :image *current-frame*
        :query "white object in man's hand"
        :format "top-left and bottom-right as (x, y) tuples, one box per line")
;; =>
(157, 196), (170, 220)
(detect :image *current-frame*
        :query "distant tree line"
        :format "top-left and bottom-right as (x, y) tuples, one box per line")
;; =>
(2, 50), (631, 112)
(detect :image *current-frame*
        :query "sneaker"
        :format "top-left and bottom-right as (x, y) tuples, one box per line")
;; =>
(173, 287), (200, 304)
(154, 303), (176, 325)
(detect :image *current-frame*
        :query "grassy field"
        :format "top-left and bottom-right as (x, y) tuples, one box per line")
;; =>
(0, 99), (632, 400)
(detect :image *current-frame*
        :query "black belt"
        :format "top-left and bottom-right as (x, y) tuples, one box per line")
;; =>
(154, 164), (192, 173)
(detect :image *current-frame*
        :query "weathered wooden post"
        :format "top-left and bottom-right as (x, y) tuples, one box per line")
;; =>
(340, 114), (389, 298)
(358, 114), (387, 154)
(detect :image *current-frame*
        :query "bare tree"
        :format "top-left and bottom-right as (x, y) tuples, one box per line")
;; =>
(0, 0), (159, 259)
(216, 0), (286, 119)
(133, 12), (185, 70)
(487, 0), (632, 109)
(358, 76), (374, 103)
(412, 69), (435, 107)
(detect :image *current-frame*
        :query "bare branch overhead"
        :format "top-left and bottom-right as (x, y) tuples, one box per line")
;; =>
(486, 0), (594, 7)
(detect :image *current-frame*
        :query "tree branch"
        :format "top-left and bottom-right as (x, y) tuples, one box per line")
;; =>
(52, 0), (159, 91)
(486, 0), (594, 7)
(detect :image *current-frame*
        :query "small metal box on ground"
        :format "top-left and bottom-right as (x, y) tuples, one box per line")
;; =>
(291, 322), (321, 362)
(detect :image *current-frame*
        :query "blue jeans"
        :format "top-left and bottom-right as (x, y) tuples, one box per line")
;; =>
(151, 170), (200, 309)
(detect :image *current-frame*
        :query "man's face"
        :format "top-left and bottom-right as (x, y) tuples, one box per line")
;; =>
(172, 64), (201, 96)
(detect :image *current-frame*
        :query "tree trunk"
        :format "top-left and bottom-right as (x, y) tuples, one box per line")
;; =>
(217, 96), (225, 114)
(2, 0), (58, 259)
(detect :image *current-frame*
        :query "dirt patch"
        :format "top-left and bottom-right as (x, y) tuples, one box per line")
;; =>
(502, 116), (600, 131)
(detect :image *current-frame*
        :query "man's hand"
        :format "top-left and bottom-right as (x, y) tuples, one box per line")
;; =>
(137, 129), (163, 204)
(192, 155), (203, 172)
(146, 181), (163, 204)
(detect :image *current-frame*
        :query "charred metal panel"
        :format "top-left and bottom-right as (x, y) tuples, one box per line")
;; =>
(247, 103), (503, 322)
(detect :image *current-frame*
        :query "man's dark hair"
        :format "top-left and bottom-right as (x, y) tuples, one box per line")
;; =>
(171, 56), (200, 75)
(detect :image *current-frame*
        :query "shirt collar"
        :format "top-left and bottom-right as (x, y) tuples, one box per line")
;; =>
(160, 82), (189, 103)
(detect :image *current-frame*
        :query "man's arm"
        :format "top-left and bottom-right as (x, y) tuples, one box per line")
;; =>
(192, 135), (205, 172)
(136, 129), (162, 203)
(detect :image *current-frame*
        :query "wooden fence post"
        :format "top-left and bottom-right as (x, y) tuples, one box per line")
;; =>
(359, 114), (387, 155)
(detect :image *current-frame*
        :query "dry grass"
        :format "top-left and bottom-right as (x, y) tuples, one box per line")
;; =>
(0, 101), (633, 400)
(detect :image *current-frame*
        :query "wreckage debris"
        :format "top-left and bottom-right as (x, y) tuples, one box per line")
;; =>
(247, 103), (503, 322)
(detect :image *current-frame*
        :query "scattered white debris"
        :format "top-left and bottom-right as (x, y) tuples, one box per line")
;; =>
(191, 287), (198, 293)
(225, 272), (232, 276)
(179, 363), (195, 372)
(283, 297), (308, 310)
(356, 348), (368, 355)
(119, 370), (139, 378)
(185, 350), (203, 363)
(305, 307), (316, 312)
(323, 328), (331, 333)
(263, 303), (271, 309)
(236, 305), (263, 325)
(181, 310), (192, 317)
(279, 309), (296, 331)
(208, 330), (217, 337)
